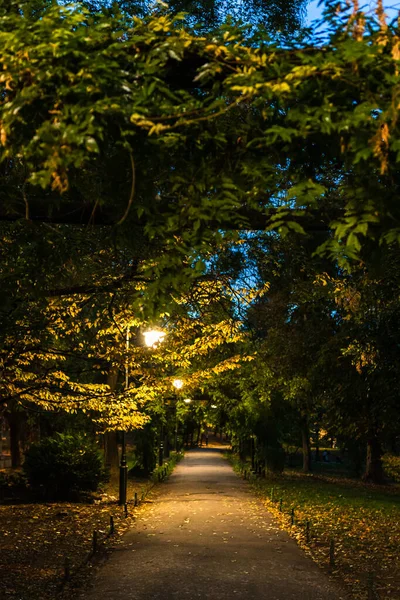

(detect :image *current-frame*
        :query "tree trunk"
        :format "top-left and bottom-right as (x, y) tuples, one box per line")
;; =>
(104, 367), (120, 474)
(301, 419), (312, 473)
(364, 434), (384, 483)
(314, 426), (320, 462)
(196, 423), (201, 446)
(239, 438), (246, 461)
(7, 412), (23, 468)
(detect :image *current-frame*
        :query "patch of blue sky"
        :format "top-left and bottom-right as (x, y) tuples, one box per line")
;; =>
(306, 0), (400, 25)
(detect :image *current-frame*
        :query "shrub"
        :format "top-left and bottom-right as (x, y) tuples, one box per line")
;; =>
(0, 470), (29, 501)
(265, 445), (286, 473)
(382, 454), (400, 483)
(23, 433), (106, 500)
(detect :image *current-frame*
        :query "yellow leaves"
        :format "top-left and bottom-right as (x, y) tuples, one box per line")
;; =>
(130, 114), (154, 127)
(314, 273), (330, 287)
(343, 341), (377, 373)
(231, 80), (291, 97)
(269, 81), (291, 94)
(149, 15), (172, 33)
(285, 65), (317, 82)
(49, 42), (60, 56)
(205, 43), (231, 58)
(51, 371), (70, 382)
(248, 52), (268, 66)
(392, 39), (400, 62)
(148, 123), (168, 136)
(222, 31), (236, 43)
(0, 121), (6, 145)
(130, 113), (169, 135)
(376, 0), (388, 38)
(230, 85), (257, 96)
(371, 122), (390, 175)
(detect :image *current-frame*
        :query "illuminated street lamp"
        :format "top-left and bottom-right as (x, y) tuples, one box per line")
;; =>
(119, 327), (165, 506)
(143, 329), (165, 348)
(172, 378), (184, 390)
(171, 378), (185, 452)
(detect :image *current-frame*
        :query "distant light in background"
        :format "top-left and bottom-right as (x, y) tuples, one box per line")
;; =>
(211, 405), (217, 409)
(184, 398), (192, 404)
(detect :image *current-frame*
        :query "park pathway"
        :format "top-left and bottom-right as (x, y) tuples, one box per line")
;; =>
(82, 448), (346, 600)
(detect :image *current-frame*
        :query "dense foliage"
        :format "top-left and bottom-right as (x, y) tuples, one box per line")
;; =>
(1, 0), (400, 484)
(23, 432), (106, 498)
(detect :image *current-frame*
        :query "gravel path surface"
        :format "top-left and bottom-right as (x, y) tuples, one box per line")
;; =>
(82, 448), (347, 600)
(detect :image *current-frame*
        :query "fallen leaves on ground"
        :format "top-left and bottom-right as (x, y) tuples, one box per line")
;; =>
(245, 469), (400, 600)
(0, 478), (151, 600)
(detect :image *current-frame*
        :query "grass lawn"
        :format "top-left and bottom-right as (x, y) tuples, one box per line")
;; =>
(231, 458), (400, 599)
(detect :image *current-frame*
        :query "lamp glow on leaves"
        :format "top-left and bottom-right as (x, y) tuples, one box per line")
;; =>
(172, 378), (184, 390)
(143, 329), (165, 348)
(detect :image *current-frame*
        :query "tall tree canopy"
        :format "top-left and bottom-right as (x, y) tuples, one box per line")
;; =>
(2, 0), (400, 482)
(2, 1), (400, 264)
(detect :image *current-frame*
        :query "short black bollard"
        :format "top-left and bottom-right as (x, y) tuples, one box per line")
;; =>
(92, 530), (98, 554)
(134, 492), (138, 507)
(290, 508), (295, 526)
(64, 556), (71, 581)
(329, 538), (335, 567)
(110, 515), (115, 534)
(279, 498), (283, 512)
(244, 469), (247, 480)
(305, 520), (310, 543)
(124, 503), (128, 517)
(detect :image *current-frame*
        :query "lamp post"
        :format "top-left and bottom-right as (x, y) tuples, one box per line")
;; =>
(119, 325), (130, 506)
(172, 379), (184, 452)
(144, 330), (166, 469)
(118, 327), (165, 506)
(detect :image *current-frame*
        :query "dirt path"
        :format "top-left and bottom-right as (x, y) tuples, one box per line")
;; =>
(82, 448), (347, 600)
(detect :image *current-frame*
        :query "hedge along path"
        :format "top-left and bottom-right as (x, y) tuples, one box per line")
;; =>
(81, 447), (346, 600)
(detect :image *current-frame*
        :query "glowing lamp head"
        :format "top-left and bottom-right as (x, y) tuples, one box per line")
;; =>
(143, 329), (165, 348)
(183, 398), (192, 404)
(173, 378), (184, 390)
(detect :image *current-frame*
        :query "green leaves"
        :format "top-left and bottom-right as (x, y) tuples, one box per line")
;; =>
(3, 0), (400, 260)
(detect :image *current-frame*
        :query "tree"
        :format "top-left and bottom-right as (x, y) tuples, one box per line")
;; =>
(3, 1), (400, 259)
(2, 0), (400, 483)
(315, 250), (400, 483)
